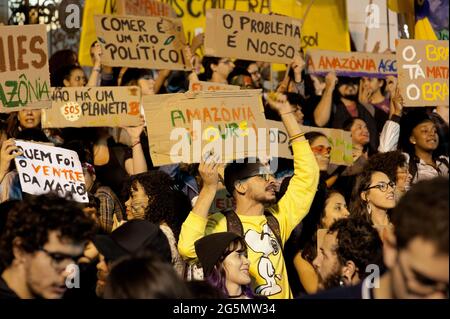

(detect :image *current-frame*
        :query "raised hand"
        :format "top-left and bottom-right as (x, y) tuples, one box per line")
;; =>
(0, 139), (23, 181)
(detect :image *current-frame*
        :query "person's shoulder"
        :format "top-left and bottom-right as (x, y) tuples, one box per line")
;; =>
(299, 283), (364, 300)
(0, 276), (20, 299)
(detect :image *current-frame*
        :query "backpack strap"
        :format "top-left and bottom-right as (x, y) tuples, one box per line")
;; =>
(222, 209), (244, 237)
(264, 210), (283, 249)
(222, 209), (283, 249)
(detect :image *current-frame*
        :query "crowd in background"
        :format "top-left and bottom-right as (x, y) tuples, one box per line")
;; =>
(0, 31), (448, 300)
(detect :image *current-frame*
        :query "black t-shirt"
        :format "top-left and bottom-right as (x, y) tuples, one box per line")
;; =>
(0, 276), (20, 299)
(300, 279), (375, 299)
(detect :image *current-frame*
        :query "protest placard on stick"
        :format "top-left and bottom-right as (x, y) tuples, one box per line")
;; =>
(116, 0), (176, 17)
(143, 90), (272, 166)
(42, 86), (142, 128)
(94, 14), (191, 70)
(306, 49), (397, 77)
(0, 24), (51, 113)
(397, 39), (449, 106)
(267, 120), (353, 166)
(204, 9), (302, 64)
(14, 140), (88, 203)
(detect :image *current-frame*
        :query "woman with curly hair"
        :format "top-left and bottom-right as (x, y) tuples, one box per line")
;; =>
(124, 171), (192, 276)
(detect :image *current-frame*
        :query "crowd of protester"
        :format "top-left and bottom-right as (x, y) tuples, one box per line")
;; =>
(0, 30), (448, 300)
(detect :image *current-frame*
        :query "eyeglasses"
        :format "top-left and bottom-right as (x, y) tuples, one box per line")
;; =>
(365, 181), (396, 192)
(39, 247), (83, 271)
(241, 173), (275, 182)
(219, 59), (233, 65)
(311, 145), (332, 156)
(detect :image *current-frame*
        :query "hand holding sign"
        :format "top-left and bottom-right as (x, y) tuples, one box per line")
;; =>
(324, 71), (338, 90)
(199, 152), (220, 190)
(389, 86), (404, 118)
(92, 42), (103, 67)
(0, 139), (23, 181)
(267, 92), (291, 115)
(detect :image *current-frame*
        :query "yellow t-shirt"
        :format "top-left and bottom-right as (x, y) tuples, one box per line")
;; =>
(178, 140), (319, 299)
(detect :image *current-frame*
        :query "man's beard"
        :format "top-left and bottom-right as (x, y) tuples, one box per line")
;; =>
(341, 93), (358, 102)
(319, 271), (343, 290)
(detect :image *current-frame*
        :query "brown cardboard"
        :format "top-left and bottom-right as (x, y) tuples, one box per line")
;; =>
(189, 81), (240, 92)
(116, 0), (176, 18)
(94, 15), (191, 70)
(0, 24), (51, 112)
(143, 90), (269, 166)
(42, 86), (142, 128)
(266, 120), (353, 166)
(204, 9), (301, 64)
(397, 39), (449, 106)
(306, 49), (397, 77)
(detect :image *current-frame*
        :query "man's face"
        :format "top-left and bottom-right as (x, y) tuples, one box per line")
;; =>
(22, 231), (85, 299)
(338, 82), (359, 101)
(313, 232), (343, 290)
(241, 172), (277, 205)
(247, 63), (262, 88)
(390, 238), (449, 299)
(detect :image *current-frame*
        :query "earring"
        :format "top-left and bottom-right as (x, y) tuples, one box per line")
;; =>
(339, 276), (346, 287)
(366, 202), (372, 215)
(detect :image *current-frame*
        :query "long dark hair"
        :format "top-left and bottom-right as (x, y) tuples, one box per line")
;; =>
(127, 172), (191, 241)
(206, 237), (255, 298)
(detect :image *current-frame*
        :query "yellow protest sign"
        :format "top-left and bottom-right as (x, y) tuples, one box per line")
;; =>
(78, 0), (118, 67)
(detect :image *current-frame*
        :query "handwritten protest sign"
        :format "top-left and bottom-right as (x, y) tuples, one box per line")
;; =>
(117, 0), (176, 17)
(0, 24), (51, 113)
(267, 120), (353, 166)
(397, 40), (449, 106)
(204, 9), (301, 64)
(143, 90), (271, 166)
(94, 15), (191, 70)
(42, 86), (141, 128)
(14, 140), (88, 203)
(306, 49), (397, 77)
(189, 81), (240, 92)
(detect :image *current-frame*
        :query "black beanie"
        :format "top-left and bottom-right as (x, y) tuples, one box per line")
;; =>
(194, 232), (242, 277)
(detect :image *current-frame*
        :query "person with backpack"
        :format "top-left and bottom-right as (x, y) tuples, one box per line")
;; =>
(178, 93), (320, 299)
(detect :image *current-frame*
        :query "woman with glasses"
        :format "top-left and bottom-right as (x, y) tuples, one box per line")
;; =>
(199, 56), (235, 84)
(350, 169), (396, 238)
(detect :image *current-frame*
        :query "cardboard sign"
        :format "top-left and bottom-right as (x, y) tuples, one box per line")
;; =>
(169, 0), (349, 54)
(267, 120), (353, 166)
(306, 49), (397, 77)
(210, 187), (236, 214)
(14, 140), (88, 203)
(397, 40), (449, 106)
(117, 0), (176, 17)
(94, 15), (191, 70)
(189, 81), (240, 92)
(204, 9), (301, 64)
(143, 90), (270, 166)
(41, 86), (142, 128)
(0, 24), (51, 113)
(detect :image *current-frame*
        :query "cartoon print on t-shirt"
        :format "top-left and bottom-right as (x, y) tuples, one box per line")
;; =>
(245, 224), (282, 296)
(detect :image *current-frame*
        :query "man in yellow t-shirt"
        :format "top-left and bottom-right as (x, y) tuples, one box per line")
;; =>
(178, 94), (319, 299)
